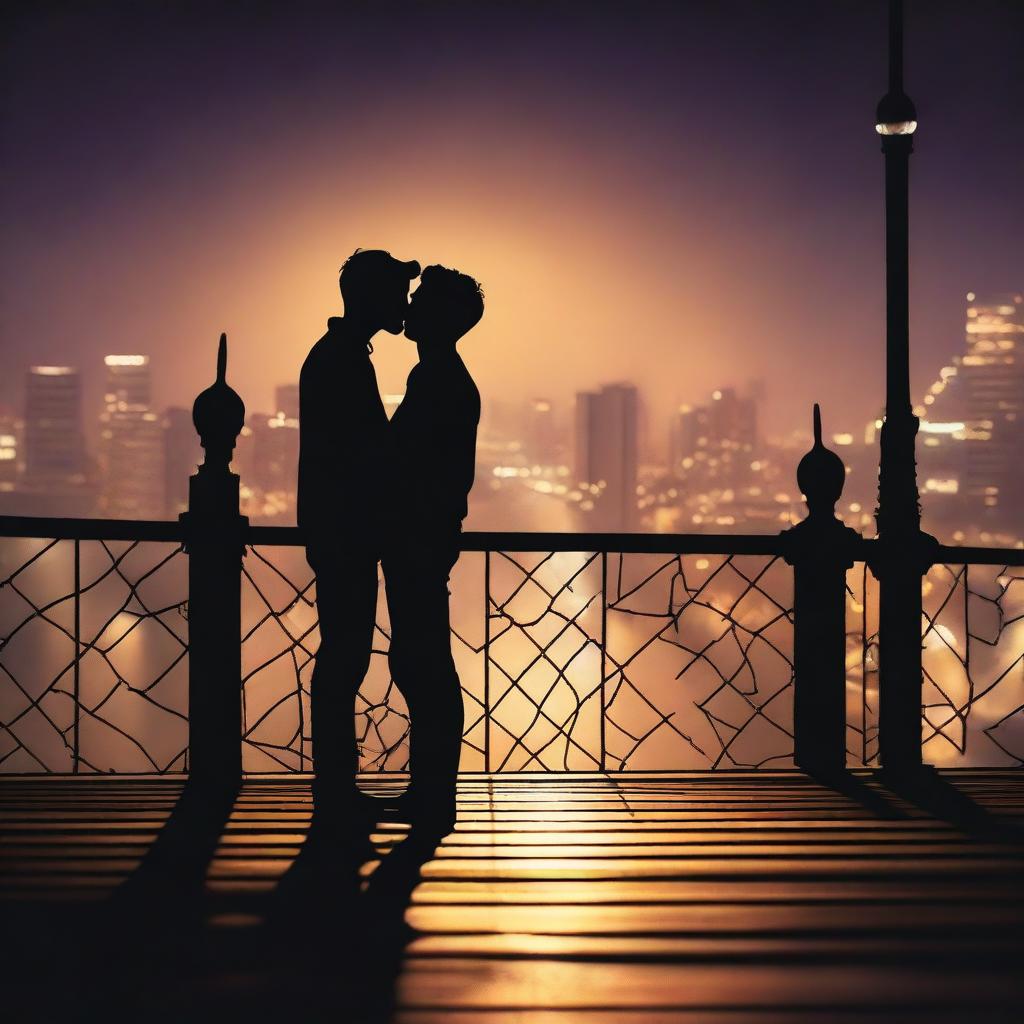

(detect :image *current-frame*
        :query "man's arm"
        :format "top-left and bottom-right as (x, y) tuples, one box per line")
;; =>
(433, 384), (480, 531)
(458, 389), (481, 507)
(298, 354), (335, 546)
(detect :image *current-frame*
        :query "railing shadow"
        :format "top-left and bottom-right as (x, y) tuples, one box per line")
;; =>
(879, 767), (1024, 842)
(76, 780), (241, 1021)
(805, 767), (907, 819)
(810, 766), (1024, 841)
(106, 780), (240, 921)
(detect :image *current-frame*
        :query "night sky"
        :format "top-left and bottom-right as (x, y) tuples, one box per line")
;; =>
(2, 0), (1021, 443)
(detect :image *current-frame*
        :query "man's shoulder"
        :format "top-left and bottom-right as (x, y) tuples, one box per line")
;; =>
(301, 321), (370, 379)
(300, 330), (333, 376)
(432, 354), (477, 385)
(429, 357), (479, 411)
(456, 358), (481, 409)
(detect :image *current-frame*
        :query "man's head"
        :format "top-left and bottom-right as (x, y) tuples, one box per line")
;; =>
(339, 249), (421, 334)
(404, 265), (484, 348)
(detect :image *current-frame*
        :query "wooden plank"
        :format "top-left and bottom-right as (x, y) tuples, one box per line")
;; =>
(393, 959), (1023, 1010)
(1, 771), (1021, 1020)
(407, 879), (1024, 904)
(403, 932), (1022, 959)
(391, 1013), (996, 1024)
(384, 857), (1024, 881)
(401, 901), (1024, 935)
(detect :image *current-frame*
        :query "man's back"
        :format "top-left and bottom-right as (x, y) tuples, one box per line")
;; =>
(389, 353), (479, 539)
(298, 318), (389, 544)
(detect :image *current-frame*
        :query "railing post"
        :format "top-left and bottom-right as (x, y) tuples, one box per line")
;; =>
(600, 550), (607, 773)
(180, 334), (247, 788)
(484, 550), (491, 773)
(72, 538), (80, 773)
(780, 406), (860, 775)
(861, 563), (871, 766)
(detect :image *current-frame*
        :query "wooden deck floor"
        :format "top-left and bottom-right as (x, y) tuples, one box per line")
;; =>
(2, 771), (1023, 1023)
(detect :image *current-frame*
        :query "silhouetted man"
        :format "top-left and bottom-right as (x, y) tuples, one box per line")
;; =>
(384, 266), (483, 831)
(299, 249), (420, 819)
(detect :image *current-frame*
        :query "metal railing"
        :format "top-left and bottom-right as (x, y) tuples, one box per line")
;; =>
(846, 556), (1023, 767)
(2, 515), (1020, 774)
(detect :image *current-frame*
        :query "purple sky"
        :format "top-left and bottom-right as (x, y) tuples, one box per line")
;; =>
(1, 0), (1021, 442)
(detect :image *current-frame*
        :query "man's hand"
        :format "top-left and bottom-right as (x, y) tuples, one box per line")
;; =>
(305, 536), (334, 572)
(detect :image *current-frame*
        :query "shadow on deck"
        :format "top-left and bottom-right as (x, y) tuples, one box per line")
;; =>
(2, 771), (1023, 1023)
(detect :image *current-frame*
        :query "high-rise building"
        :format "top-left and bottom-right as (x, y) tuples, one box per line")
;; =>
(240, 384), (304, 519)
(0, 413), (21, 487)
(575, 383), (638, 531)
(961, 292), (1024, 518)
(100, 355), (164, 518)
(525, 397), (560, 464)
(246, 409), (299, 505)
(24, 366), (86, 482)
(915, 358), (969, 515)
(103, 354), (151, 407)
(275, 383), (300, 420)
(669, 386), (759, 485)
(163, 406), (201, 516)
(670, 404), (711, 470)
(709, 387), (757, 451)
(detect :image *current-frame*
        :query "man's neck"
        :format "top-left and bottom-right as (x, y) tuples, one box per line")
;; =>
(416, 339), (459, 364)
(330, 315), (377, 351)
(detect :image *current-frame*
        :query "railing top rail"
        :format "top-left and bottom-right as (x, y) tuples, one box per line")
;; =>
(1, 515), (1021, 565)
(0, 515), (184, 543)
(249, 526), (787, 554)
(934, 545), (1024, 566)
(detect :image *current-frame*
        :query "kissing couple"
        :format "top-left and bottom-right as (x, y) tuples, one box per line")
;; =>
(297, 249), (483, 836)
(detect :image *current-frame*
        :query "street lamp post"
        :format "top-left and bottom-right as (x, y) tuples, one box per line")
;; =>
(873, 0), (936, 773)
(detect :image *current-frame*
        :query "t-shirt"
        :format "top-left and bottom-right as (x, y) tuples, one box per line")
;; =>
(388, 353), (480, 540)
(297, 318), (388, 545)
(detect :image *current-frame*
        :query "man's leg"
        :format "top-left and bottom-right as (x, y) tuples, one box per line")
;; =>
(309, 552), (379, 813)
(384, 548), (463, 824)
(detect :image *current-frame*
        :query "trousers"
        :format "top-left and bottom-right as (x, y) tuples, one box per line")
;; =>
(382, 543), (463, 798)
(307, 547), (378, 789)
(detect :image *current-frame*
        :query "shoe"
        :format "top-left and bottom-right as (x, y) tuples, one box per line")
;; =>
(411, 805), (456, 838)
(394, 787), (457, 835)
(312, 783), (385, 824)
(352, 786), (385, 819)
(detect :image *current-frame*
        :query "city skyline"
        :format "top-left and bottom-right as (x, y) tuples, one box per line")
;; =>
(2, 2), (1022, 446)
(2, 288), (1018, 547)
(4, 286), (1019, 438)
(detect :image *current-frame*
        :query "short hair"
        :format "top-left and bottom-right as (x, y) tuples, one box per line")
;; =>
(339, 249), (420, 305)
(419, 265), (485, 340)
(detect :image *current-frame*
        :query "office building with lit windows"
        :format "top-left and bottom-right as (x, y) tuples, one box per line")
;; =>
(961, 292), (1024, 518)
(163, 406), (201, 517)
(24, 366), (86, 482)
(274, 383), (300, 421)
(0, 414), (21, 487)
(235, 390), (301, 521)
(669, 387), (759, 487)
(575, 383), (638, 531)
(525, 397), (560, 464)
(103, 353), (151, 408)
(100, 355), (164, 519)
(251, 411), (300, 496)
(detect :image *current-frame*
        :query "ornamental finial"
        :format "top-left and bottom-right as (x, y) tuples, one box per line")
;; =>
(192, 333), (245, 471)
(796, 403), (846, 520)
